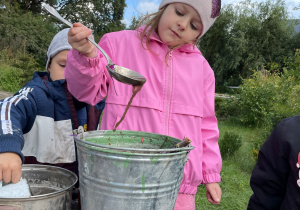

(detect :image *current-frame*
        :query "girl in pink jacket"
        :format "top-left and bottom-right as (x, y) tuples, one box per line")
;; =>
(65, 0), (222, 209)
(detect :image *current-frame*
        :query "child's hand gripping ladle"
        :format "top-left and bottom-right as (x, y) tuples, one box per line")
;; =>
(42, 3), (146, 95)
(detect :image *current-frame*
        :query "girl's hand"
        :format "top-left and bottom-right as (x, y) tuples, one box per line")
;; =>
(0, 153), (22, 184)
(205, 183), (222, 205)
(68, 22), (97, 58)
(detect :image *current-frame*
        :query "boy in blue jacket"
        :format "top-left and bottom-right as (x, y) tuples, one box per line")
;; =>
(0, 28), (105, 184)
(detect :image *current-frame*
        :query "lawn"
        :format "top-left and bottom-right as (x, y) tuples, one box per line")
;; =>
(195, 120), (262, 209)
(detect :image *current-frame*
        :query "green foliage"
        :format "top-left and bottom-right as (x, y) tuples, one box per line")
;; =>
(237, 50), (300, 128)
(56, 0), (126, 40)
(215, 85), (229, 93)
(219, 131), (242, 159)
(0, 0), (128, 95)
(215, 97), (240, 121)
(283, 49), (300, 78)
(218, 120), (258, 172)
(238, 70), (279, 127)
(216, 50), (300, 160)
(0, 1), (58, 66)
(215, 97), (224, 114)
(9, 0), (57, 14)
(0, 64), (23, 92)
(200, 0), (299, 86)
(11, 52), (39, 86)
(127, 15), (143, 30)
(251, 126), (271, 161)
(0, 48), (39, 88)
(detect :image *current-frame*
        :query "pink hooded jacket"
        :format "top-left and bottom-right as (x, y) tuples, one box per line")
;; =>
(65, 27), (222, 194)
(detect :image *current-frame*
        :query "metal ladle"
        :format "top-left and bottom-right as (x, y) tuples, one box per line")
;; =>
(42, 3), (146, 94)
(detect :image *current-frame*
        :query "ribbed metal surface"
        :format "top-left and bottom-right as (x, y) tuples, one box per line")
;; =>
(75, 130), (193, 210)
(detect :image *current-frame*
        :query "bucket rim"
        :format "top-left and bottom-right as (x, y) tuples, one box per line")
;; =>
(74, 130), (194, 153)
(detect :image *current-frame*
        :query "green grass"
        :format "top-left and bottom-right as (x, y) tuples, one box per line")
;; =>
(218, 120), (260, 173)
(196, 161), (253, 209)
(195, 120), (265, 209)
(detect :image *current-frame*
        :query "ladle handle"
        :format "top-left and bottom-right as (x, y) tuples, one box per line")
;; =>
(86, 37), (114, 66)
(61, 20), (114, 65)
(46, 7), (74, 28)
(42, 3), (114, 66)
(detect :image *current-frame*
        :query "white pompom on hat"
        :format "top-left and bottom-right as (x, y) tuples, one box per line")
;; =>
(45, 28), (72, 72)
(159, 0), (221, 37)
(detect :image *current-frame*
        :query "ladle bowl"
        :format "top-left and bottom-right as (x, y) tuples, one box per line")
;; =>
(109, 65), (146, 86)
(42, 3), (146, 87)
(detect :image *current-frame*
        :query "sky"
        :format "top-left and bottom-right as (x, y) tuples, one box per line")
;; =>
(123, 0), (300, 27)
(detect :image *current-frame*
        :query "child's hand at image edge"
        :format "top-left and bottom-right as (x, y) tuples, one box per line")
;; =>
(0, 152), (22, 184)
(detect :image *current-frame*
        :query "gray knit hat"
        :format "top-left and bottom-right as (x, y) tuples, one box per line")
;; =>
(159, 0), (221, 37)
(45, 28), (72, 71)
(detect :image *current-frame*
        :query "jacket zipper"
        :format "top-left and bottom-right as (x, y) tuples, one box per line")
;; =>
(164, 51), (173, 135)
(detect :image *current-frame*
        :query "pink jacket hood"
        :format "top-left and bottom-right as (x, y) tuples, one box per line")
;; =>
(65, 26), (222, 194)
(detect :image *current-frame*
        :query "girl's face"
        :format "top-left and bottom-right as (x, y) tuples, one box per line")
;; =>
(48, 50), (69, 81)
(158, 3), (203, 48)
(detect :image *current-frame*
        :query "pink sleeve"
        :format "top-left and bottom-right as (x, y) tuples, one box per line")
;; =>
(64, 35), (112, 105)
(201, 70), (222, 183)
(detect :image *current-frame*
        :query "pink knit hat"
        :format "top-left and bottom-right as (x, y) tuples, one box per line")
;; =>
(159, 0), (221, 37)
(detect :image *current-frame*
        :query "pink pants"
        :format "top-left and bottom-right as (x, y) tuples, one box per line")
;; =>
(174, 194), (196, 210)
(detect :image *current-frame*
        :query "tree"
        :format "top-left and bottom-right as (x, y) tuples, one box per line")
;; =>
(55, 0), (126, 41)
(199, 0), (299, 86)
(127, 15), (143, 30)
(6, 0), (57, 13)
(0, 0), (58, 66)
(4, 0), (126, 42)
(1, 0), (127, 65)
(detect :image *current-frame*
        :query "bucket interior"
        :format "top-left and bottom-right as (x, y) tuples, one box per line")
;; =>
(20, 164), (77, 198)
(0, 165), (78, 210)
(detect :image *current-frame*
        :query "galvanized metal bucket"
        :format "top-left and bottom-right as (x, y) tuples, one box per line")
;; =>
(74, 130), (194, 210)
(0, 164), (78, 210)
